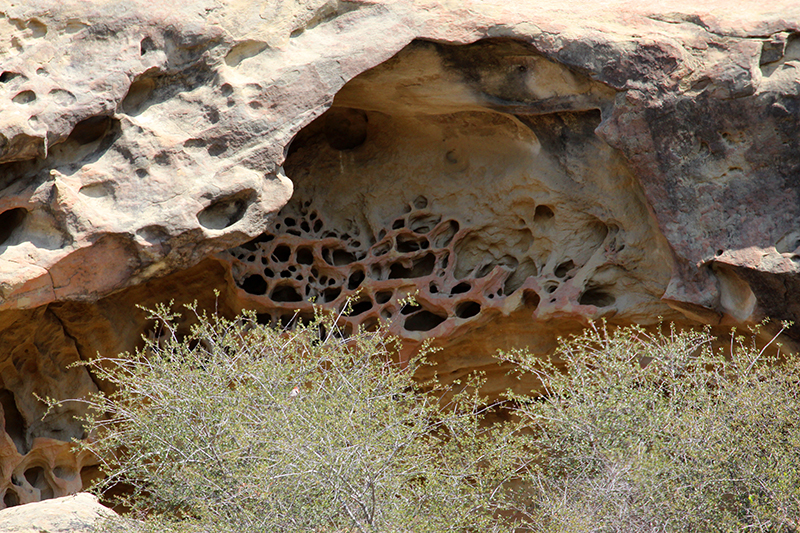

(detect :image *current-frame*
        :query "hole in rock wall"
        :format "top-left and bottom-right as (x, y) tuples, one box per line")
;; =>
(67, 116), (113, 145)
(12, 90), (36, 104)
(198, 191), (253, 230)
(121, 76), (156, 115)
(0, 71), (21, 83)
(223, 38), (672, 371)
(455, 301), (481, 319)
(23, 466), (54, 500)
(0, 389), (26, 454)
(578, 287), (616, 307)
(0, 208), (27, 246)
(2, 489), (19, 508)
(404, 310), (447, 332)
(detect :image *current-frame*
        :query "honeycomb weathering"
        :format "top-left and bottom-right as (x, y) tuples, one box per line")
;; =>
(223, 40), (681, 385)
(230, 193), (620, 343)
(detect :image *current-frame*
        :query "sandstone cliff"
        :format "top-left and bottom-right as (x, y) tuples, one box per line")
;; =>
(1, 0), (799, 507)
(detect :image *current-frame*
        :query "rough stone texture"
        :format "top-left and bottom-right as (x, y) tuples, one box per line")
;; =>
(1, 0), (800, 509)
(0, 492), (116, 532)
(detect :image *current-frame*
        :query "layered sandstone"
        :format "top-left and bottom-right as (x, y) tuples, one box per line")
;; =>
(1, 0), (800, 508)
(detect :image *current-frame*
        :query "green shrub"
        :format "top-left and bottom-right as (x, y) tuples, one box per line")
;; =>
(75, 303), (529, 533)
(55, 304), (800, 533)
(504, 323), (800, 533)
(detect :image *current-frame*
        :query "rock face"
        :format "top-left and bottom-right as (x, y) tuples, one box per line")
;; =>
(1, 0), (800, 508)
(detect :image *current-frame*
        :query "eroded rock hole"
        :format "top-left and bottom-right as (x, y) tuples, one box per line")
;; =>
(555, 260), (575, 278)
(0, 389), (26, 454)
(198, 193), (250, 230)
(324, 107), (368, 150)
(0, 71), (20, 83)
(24, 467), (53, 499)
(375, 290), (392, 304)
(12, 90), (36, 104)
(333, 249), (357, 266)
(348, 270), (365, 290)
(397, 234), (428, 252)
(523, 289), (540, 309)
(239, 275), (267, 295)
(347, 300), (373, 317)
(0, 208), (27, 246)
(389, 253), (435, 279)
(121, 76), (156, 115)
(225, 40), (268, 67)
(475, 263), (495, 278)
(296, 247), (314, 265)
(3, 488), (19, 508)
(404, 310), (446, 332)
(392, 219), (405, 230)
(431, 220), (459, 248)
(140, 36), (157, 55)
(271, 284), (302, 302)
(451, 282), (471, 294)
(272, 245), (291, 262)
(504, 260), (538, 295)
(322, 287), (341, 303)
(361, 317), (379, 332)
(409, 214), (441, 234)
(534, 205), (554, 223)
(372, 242), (391, 256)
(53, 466), (77, 481)
(68, 115), (113, 145)
(401, 302), (421, 315)
(455, 301), (481, 319)
(578, 287), (616, 307)
(413, 196), (428, 209)
(589, 220), (610, 244)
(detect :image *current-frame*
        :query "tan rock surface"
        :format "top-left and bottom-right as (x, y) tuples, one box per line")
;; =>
(1, 0), (800, 508)
(0, 492), (116, 532)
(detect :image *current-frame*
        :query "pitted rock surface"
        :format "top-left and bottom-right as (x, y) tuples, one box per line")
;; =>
(2, 0), (800, 509)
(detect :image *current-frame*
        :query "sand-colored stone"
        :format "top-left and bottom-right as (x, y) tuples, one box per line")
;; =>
(0, 492), (116, 532)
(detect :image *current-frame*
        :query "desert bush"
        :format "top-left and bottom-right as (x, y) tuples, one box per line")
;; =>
(73, 303), (529, 533)
(504, 322), (800, 533)
(49, 303), (800, 532)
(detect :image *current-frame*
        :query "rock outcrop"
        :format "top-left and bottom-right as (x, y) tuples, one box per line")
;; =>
(1, 0), (800, 508)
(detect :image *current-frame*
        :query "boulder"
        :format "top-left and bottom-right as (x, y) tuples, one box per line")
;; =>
(0, 492), (116, 532)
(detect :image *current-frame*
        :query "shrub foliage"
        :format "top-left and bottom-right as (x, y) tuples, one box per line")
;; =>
(505, 323), (800, 533)
(64, 305), (800, 532)
(77, 304), (527, 532)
